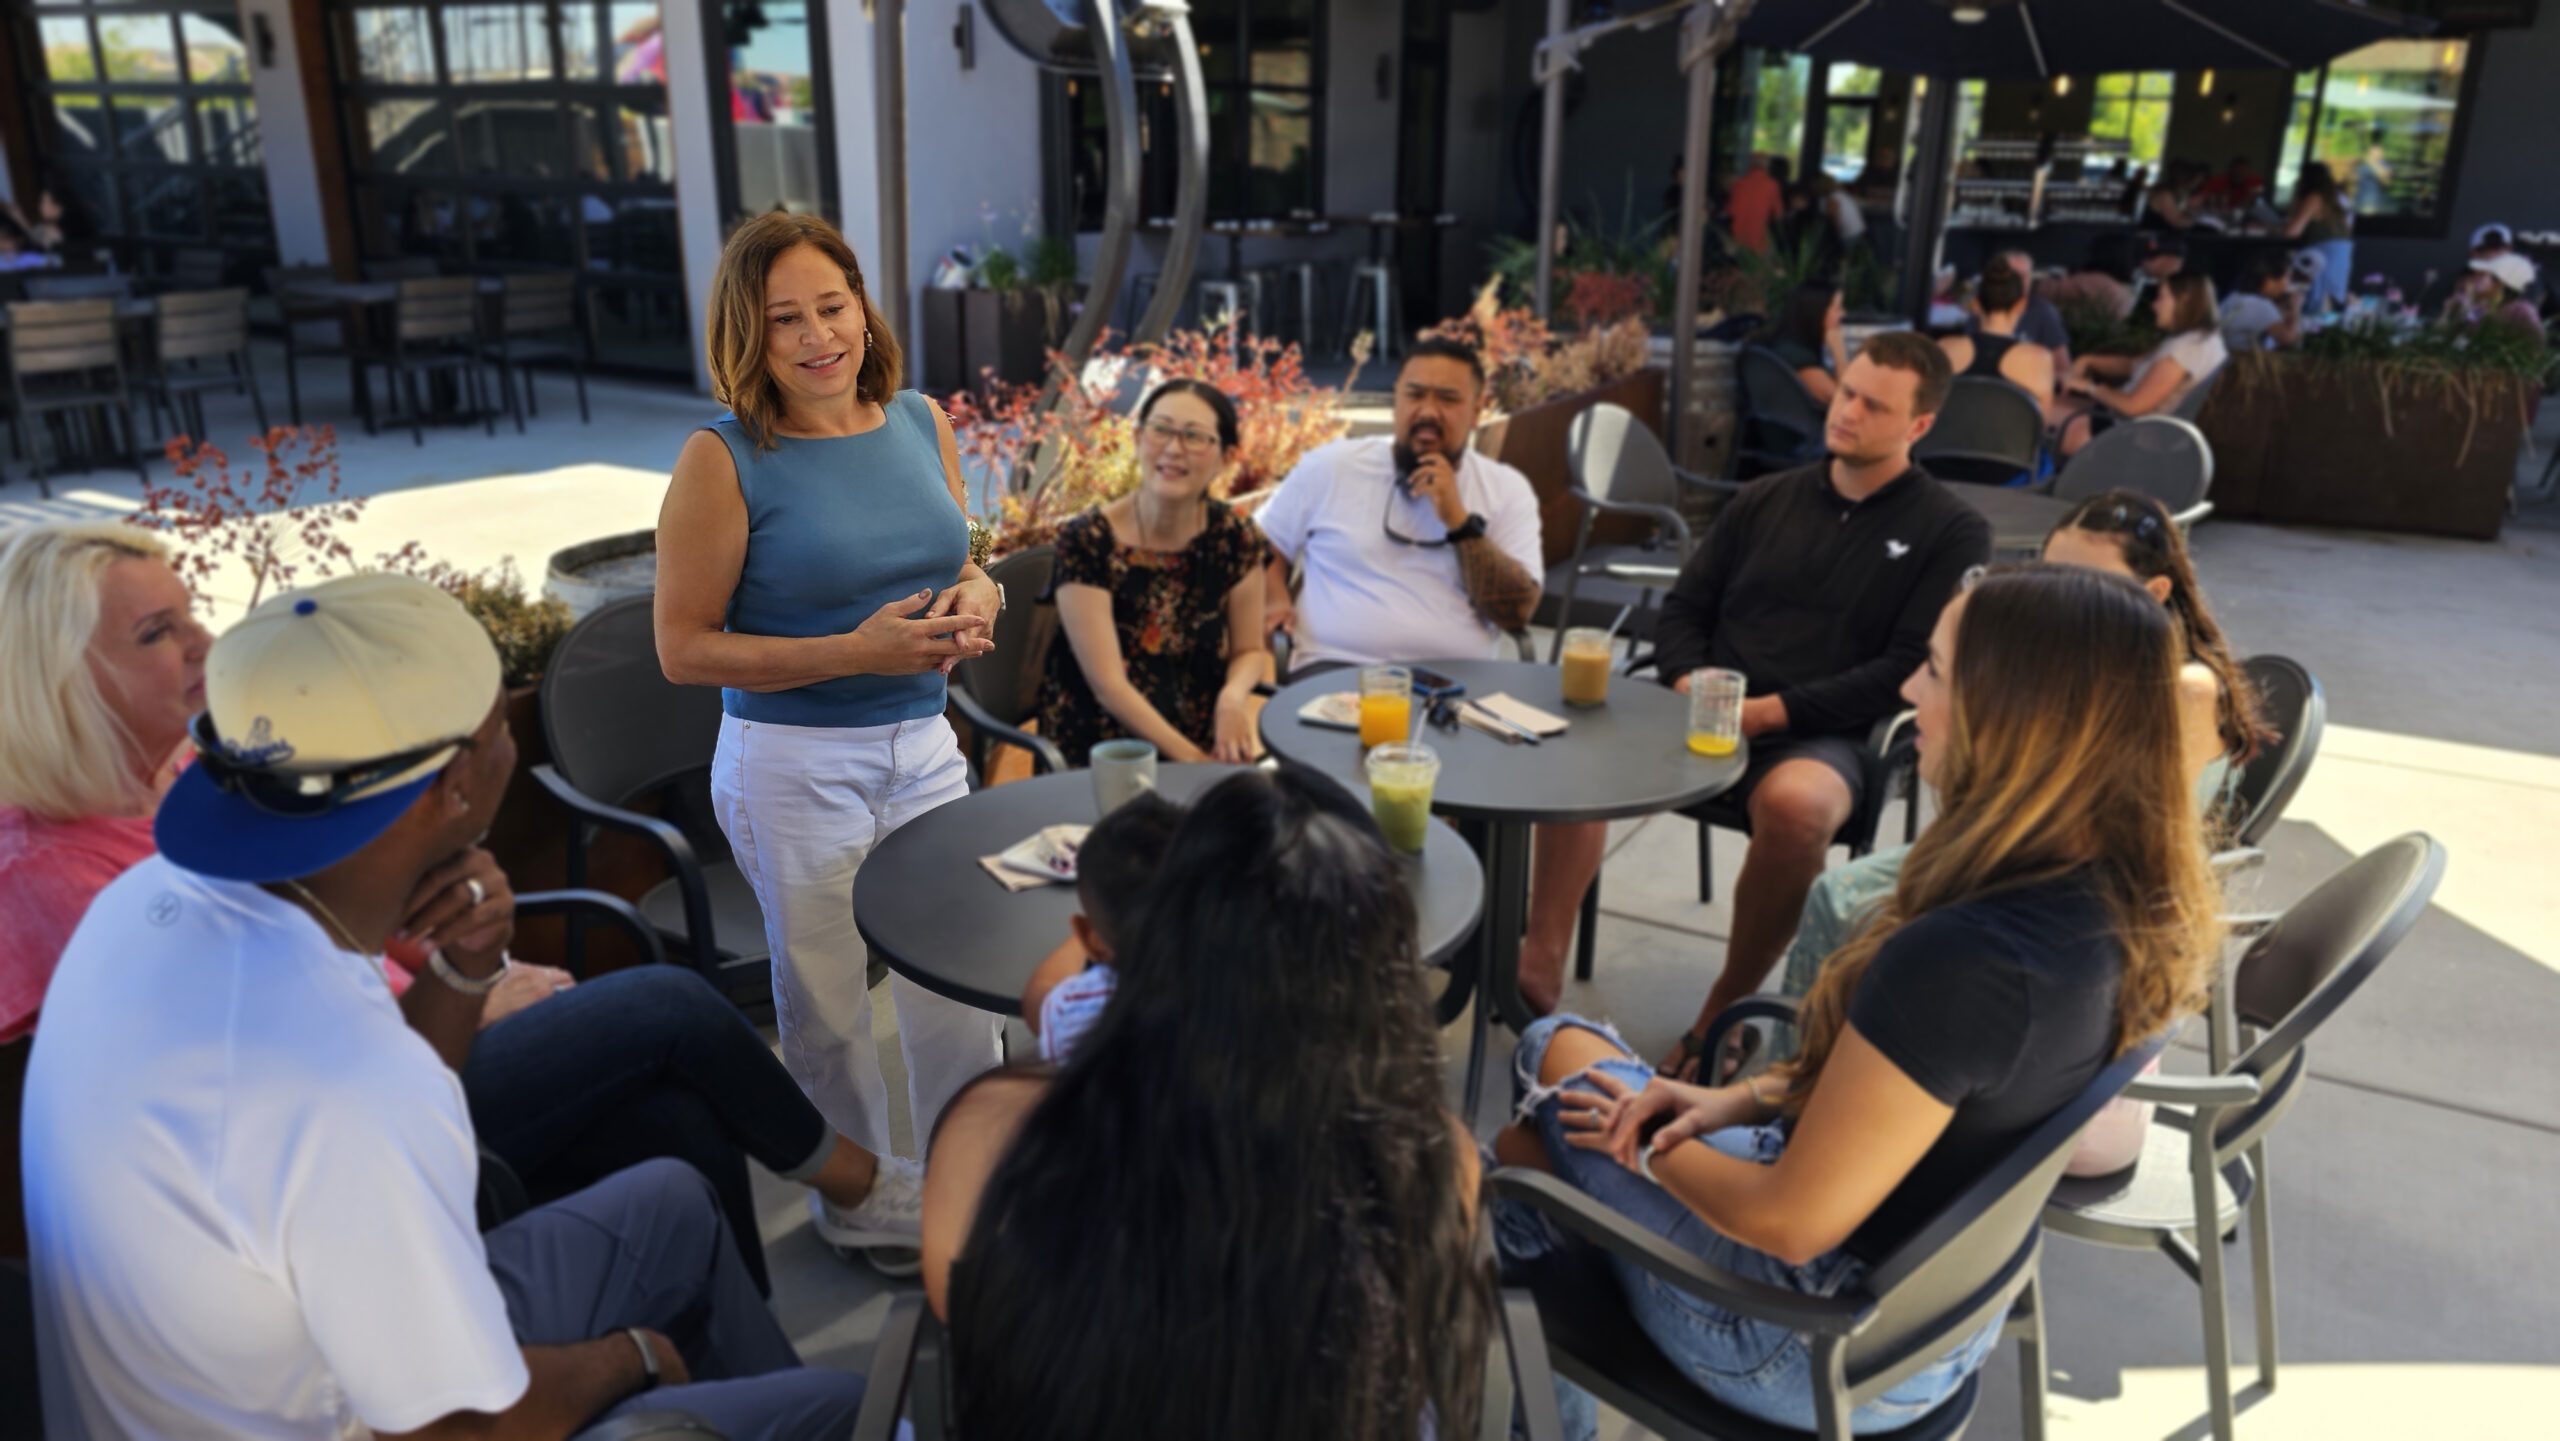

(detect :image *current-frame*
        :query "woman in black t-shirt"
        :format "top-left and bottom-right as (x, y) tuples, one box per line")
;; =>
(1494, 565), (2222, 1438)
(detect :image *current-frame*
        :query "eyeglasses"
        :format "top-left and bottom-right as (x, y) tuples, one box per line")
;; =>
(190, 712), (471, 818)
(1382, 484), (1449, 548)
(1138, 420), (1222, 451)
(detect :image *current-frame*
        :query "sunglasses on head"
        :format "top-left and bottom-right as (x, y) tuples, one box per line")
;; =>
(189, 712), (471, 818)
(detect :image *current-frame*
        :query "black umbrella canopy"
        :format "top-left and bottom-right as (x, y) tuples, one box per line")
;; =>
(1735, 0), (2427, 79)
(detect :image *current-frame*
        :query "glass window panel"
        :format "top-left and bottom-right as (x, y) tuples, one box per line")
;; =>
(130, 171), (206, 239)
(182, 14), (251, 85)
(610, 2), (665, 84)
(212, 175), (274, 246)
(1822, 103), (1873, 183)
(1250, 42), (1310, 89)
(2310, 39), (2468, 220)
(199, 95), (261, 167)
(353, 8), (438, 84)
(1828, 63), (1882, 98)
(727, 0), (819, 217)
(446, 5), (552, 82)
(385, 187), (466, 260)
(61, 167), (120, 234)
(51, 92), (110, 160)
(587, 279), (687, 371)
(1205, 86), (1237, 217)
(590, 196), (679, 274)
(618, 101), (673, 184)
(98, 13), (182, 83)
(39, 17), (96, 83)
(473, 190), (576, 265)
(457, 99), (566, 176)
(1751, 54), (1812, 169)
(1245, 88), (1312, 215)
(568, 101), (611, 179)
(116, 95), (192, 164)
(362, 97), (451, 173)
(561, 2), (603, 80)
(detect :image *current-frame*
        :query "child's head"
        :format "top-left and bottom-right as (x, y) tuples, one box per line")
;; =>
(1071, 792), (1185, 961)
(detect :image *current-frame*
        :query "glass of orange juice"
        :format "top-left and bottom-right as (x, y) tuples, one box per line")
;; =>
(1686, 668), (1745, 756)
(1358, 665), (1413, 749)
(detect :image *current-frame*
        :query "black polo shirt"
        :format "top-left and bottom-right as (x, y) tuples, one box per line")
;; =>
(1652, 460), (1992, 738)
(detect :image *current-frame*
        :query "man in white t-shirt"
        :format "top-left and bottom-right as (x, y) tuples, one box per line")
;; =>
(1254, 339), (1544, 673)
(23, 573), (864, 1440)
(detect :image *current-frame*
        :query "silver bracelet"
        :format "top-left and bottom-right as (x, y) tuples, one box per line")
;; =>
(625, 1326), (659, 1389)
(1636, 1140), (1665, 1187)
(427, 946), (507, 997)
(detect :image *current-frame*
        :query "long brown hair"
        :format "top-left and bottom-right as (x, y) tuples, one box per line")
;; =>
(2161, 272), (2219, 337)
(705, 211), (903, 451)
(2052, 489), (2269, 765)
(1778, 567), (2221, 1102)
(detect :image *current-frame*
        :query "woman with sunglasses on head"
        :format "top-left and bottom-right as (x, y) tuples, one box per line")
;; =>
(0, 525), (900, 1289)
(1497, 565), (2222, 1439)
(1036, 379), (1269, 766)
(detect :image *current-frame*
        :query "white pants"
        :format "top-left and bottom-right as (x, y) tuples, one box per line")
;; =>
(711, 711), (1003, 1159)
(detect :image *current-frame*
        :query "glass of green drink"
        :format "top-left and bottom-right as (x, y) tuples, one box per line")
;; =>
(1363, 742), (1440, 854)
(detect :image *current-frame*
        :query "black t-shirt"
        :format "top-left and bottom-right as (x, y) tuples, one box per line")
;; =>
(1841, 870), (2125, 1263)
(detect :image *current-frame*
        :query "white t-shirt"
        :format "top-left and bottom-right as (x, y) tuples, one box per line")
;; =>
(2220, 293), (2285, 352)
(1253, 436), (1544, 670)
(2130, 328), (2229, 409)
(24, 857), (528, 1439)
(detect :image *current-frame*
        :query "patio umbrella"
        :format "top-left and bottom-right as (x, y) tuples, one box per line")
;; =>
(1735, 0), (2425, 80)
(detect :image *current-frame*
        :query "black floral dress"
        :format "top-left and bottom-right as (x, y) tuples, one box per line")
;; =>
(1036, 500), (1265, 766)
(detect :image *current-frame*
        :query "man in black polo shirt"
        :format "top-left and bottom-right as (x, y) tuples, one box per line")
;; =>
(1517, 333), (1989, 1066)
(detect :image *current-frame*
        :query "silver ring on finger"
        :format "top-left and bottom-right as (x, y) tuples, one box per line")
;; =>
(464, 877), (486, 908)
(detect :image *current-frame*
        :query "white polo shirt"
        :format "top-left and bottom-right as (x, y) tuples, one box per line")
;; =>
(24, 857), (528, 1439)
(1254, 436), (1545, 670)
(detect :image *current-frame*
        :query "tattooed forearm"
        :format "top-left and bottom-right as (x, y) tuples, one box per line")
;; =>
(1452, 536), (1542, 631)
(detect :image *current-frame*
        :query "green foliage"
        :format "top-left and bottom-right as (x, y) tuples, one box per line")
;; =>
(1028, 234), (1079, 290)
(1483, 186), (1675, 327)
(2295, 314), (2557, 386)
(975, 245), (1021, 292)
(2055, 295), (2156, 358)
(453, 561), (575, 691)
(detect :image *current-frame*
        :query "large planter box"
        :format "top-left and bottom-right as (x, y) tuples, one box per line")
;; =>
(1475, 367), (1669, 569)
(2197, 356), (2528, 542)
(920, 287), (1062, 396)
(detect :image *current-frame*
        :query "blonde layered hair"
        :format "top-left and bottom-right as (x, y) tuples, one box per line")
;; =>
(705, 211), (903, 452)
(0, 522), (173, 819)
(1779, 566), (2222, 1102)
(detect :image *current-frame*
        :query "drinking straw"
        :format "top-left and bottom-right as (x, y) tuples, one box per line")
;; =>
(1601, 601), (1634, 647)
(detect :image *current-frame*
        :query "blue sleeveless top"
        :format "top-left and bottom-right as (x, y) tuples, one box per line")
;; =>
(709, 390), (969, 728)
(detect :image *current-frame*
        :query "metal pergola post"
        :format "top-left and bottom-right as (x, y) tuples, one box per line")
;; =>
(1533, 0), (1569, 322)
(1896, 72), (1960, 325)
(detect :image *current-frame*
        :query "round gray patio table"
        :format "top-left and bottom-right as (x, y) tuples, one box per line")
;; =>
(1260, 659), (1746, 1114)
(1951, 483), (2074, 554)
(854, 763), (1483, 1015)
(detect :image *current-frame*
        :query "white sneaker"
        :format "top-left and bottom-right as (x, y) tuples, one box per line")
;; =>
(810, 1156), (924, 1277)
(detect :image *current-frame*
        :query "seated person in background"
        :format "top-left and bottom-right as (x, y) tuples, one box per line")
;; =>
(1254, 339), (1543, 675)
(1982, 248), (2073, 368)
(0, 524), (922, 1289)
(2140, 160), (2200, 231)
(1516, 334), (1990, 1031)
(1494, 565), (2222, 1440)
(22, 573), (865, 1438)
(1020, 791), (1184, 1063)
(1038, 380), (1268, 766)
(2222, 251), (2307, 353)
(2124, 231), (2187, 322)
(2059, 274), (2228, 455)
(2449, 252), (2546, 343)
(1754, 280), (1850, 405)
(2195, 154), (2265, 215)
(1939, 264), (2057, 401)
(925, 769), (1492, 1440)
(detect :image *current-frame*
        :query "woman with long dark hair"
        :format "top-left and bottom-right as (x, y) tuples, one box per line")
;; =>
(1498, 565), (2222, 1438)
(1753, 279), (1849, 404)
(922, 768), (1492, 1440)
(2286, 161), (2354, 314)
(1037, 378), (1268, 765)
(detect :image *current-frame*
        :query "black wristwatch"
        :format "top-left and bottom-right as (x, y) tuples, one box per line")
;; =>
(1445, 512), (1488, 543)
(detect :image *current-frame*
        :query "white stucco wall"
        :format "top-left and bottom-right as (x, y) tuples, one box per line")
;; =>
(897, 0), (1046, 378)
(239, 0), (330, 266)
(665, 0), (722, 393)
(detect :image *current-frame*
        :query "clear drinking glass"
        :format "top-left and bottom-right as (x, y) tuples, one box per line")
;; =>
(1559, 627), (1614, 707)
(1358, 664), (1414, 749)
(1363, 742), (1440, 853)
(1089, 739), (1159, 813)
(1686, 669), (1746, 757)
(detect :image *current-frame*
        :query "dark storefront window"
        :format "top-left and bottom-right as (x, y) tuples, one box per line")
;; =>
(2288, 38), (2477, 237)
(9, 1), (276, 278)
(1053, 0), (1324, 229)
(326, 0), (687, 376)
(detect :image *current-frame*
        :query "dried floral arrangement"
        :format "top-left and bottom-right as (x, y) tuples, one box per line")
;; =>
(1422, 280), (1652, 416)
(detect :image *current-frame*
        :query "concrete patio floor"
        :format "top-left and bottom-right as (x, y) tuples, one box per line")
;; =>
(4, 342), (2555, 1437)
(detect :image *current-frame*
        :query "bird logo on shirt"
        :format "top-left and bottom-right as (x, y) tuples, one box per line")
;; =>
(1885, 540), (1912, 560)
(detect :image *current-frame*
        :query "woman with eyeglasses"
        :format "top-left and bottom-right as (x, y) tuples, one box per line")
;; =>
(1036, 379), (1269, 766)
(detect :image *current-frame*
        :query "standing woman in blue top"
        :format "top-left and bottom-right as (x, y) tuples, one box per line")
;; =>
(655, 212), (1003, 1265)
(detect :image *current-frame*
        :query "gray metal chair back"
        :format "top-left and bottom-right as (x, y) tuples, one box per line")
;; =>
(396, 276), (481, 343)
(498, 271), (579, 335)
(1914, 376), (2045, 486)
(7, 299), (120, 376)
(153, 287), (252, 365)
(541, 593), (725, 811)
(953, 545), (1058, 734)
(2228, 655), (2324, 849)
(1566, 400), (1682, 511)
(1737, 345), (1826, 463)
(2170, 360), (2225, 424)
(25, 273), (132, 301)
(2051, 416), (2213, 512)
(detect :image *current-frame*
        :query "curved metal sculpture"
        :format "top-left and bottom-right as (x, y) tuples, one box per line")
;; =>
(979, 0), (1209, 361)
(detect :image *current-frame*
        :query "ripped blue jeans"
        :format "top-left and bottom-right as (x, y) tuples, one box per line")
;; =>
(1493, 1016), (1999, 1438)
